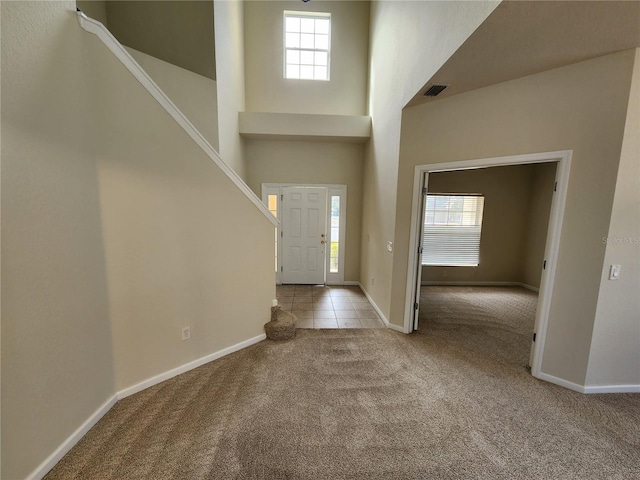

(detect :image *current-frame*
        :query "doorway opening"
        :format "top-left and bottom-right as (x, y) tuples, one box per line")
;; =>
(404, 151), (572, 379)
(262, 183), (347, 285)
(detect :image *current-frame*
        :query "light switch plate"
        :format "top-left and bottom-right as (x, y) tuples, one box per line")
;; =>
(609, 264), (621, 280)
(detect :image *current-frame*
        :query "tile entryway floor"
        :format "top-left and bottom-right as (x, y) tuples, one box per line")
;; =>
(276, 285), (386, 329)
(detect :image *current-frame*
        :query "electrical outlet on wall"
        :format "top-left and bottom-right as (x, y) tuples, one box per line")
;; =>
(182, 326), (191, 341)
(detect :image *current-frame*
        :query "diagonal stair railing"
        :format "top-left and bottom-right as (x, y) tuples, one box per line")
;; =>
(76, 10), (277, 227)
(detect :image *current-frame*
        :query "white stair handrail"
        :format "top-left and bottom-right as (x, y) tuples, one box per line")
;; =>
(76, 10), (277, 227)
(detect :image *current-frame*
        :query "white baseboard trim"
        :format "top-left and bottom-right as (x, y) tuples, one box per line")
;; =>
(583, 384), (640, 394)
(535, 372), (586, 393)
(536, 371), (640, 394)
(30, 333), (267, 478)
(516, 282), (540, 293)
(27, 395), (118, 480)
(421, 281), (540, 292)
(386, 322), (406, 333)
(357, 283), (404, 333)
(277, 281), (359, 286)
(117, 334), (267, 399)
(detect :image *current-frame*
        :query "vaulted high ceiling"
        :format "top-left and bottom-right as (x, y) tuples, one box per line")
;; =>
(407, 0), (640, 107)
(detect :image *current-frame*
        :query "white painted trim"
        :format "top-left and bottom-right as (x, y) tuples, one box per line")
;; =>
(277, 280), (359, 286)
(29, 333), (267, 478)
(261, 183), (347, 285)
(27, 395), (118, 480)
(357, 282), (403, 332)
(411, 150), (572, 174)
(583, 384), (640, 394)
(518, 283), (540, 293)
(328, 186), (348, 284)
(76, 12), (276, 228)
(421, 281), (540, 292)
(261, 186), (282, 283)
(536, 372), (586, 393)
(386, 322), (406, 334)
(405, 151), (572, 384)
(530, 152), (571, 378)
(117, 334), (267, 399)
(528, 372), (639, 394)
(404, 169), (427, 334)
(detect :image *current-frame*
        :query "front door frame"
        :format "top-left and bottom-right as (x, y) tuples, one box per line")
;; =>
(262, 183), (347, 285)
(404, 150), (572, 379)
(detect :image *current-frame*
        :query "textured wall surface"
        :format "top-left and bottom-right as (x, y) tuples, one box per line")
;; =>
(394, 51), (636, 385)
(246, 139), (365, 282)
(105, 0), (216, 80)
(1, 3), (116, 478)
(126, 46), (219, 151)
(244, 0), (370, 115)
(361, 0), (499, 319)
(587, 48), (640, 388)
(214, 0), (248, 178)
(2, 1), (275, 477)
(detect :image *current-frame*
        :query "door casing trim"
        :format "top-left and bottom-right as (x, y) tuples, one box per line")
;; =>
(262, 183), (347, 285)
(404, 150), (572, 381)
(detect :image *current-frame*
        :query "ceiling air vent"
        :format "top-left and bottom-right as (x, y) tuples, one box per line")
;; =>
(423, 84), (448, 97)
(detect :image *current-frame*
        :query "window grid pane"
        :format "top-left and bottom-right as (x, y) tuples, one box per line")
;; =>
(285, 33), (300, 48)
(284, 12), (330, 81)
(422, 194), (484, 266)
(300, 50), (314, 65)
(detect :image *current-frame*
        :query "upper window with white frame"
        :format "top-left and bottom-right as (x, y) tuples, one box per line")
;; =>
(284, 11), (331, 81)
(422, 194), (485, 267)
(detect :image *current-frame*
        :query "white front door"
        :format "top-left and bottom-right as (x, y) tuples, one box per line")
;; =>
(282, 186), (327, 284)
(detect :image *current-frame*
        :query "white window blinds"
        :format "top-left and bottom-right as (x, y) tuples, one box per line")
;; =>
(422, 194), (485, 266)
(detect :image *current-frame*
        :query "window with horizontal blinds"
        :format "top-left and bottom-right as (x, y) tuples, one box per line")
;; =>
(422, 194), (484, 266)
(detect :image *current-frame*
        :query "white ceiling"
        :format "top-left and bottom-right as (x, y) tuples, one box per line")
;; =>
(407, 0), (640, 107)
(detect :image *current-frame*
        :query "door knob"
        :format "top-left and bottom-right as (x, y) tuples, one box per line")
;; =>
(321, 240), (326, 245)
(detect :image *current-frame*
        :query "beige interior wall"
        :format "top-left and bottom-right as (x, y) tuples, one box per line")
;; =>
(243, 0), (369, 115)
(94, 39), (275, 389)
(361, 0), (499, 318)
(423, 165), (536, 284)
(105, 0), (216, 80)
(1, 3), (115, 478)
(77, 0), (108, 26)
(2, 1), (275, 477)
(245, 139), (364, 282)
(214, 0), (247, 178)
(393, 50), (636, 386)
(587, 48), (640, 388)
(126, 47), (219, 151)
(521, 162), (557, 289)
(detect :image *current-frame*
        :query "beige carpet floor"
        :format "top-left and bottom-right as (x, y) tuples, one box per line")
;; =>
(46, 287), (639, 479)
